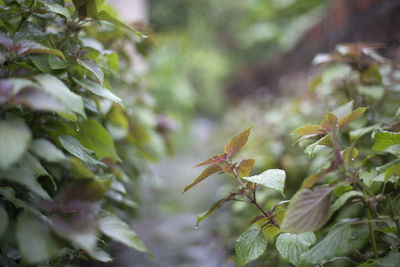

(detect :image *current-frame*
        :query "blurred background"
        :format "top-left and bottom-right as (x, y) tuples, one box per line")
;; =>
(90, 0), (400, 266)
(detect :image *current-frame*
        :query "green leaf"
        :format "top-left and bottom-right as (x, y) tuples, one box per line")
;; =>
(12, 86), (65, 112)
(33, 74), (85, 117)
(332, 101), (354, 120)
(98, 210), (152, 256)
(73, 77), (122, 106)
(349, 124), (380, 141)
(0, 120), (31, 169)
(300, 224), (352, 265)
(276, 232), (316, 266)
(38, 0), (71, 20)
(242, 169), (285, 196)
(18, 40), (65, 60)
(357, 85), (384, 100)
(292, 124), (324, 136)
(97, 10), (146, 38)
(237, 159), (255, 177)
(376, 250), (400, 267)
(77, 58), (104, 85)
(194, 153), (226, 168)
(342, 147), (359, 164)
(224, 125), (253, 158)
(281, 186), (333, 233)
(30, 138), (66, 162)
(320, 111), (338, 131)
(338, 107), (368, 129)
(59, 135), (105, 166)
(373, 131), (400, 152)
(76, 119), (119, 160)
(0, 205), (8, 237)
(16, 212), (60, 264)
(329, 191), (364, 218)
(196, 194), (235, 227)
(182, 164), (222, 193)
(1, 165), (50, 199)
(235, 229), (267, 267)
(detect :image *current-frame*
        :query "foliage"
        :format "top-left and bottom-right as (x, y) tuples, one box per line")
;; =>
(185, 44), (400, 266)
(0, 0), (168, 265)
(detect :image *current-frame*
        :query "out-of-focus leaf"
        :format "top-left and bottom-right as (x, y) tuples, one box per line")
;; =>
(237, 158), (255, 177)
(224, 125), (253, 158)
(16, 212), (60, 264)
(242, 169), (285, 195)
(72, 0), (98, 18)
(59, 135), (105, 166)
(349, 124), (380, 141)
(30, 138), (66, 162)
(373, 131), (400, 151)
(258, 210), (285, 241)
(97, 10), (146, 38)
(300, 224), (351, 265)
(76, 119), (119, 161)
(33, 74), (85, 117)
(276, 232), (316, 266)
(376, 250), (400, 267)
(69, 158), (95, 179)
(320, 111), (338, 131)
(309, 74), (322, 91)
(12, 86), (65, 112)
(196, 193), (236, 227)
(357, 85), (384, 100)
(281, 186), (333, 233)
(339, 107), (368, 130)
(292, 124), (325, 136)
(329, 191), (364, 218)
(342, 147), (359, 164)
(73, 77), (122, 106)
(1, 165), (50, 199)
(332, 101), (354, 120)
(0, 120), (31, 169)
(194, 153), (226, 168)
(182, 164), (222, 193)
(0, 205), (8, 237)
(18, 40), (65, 60)
(38, 0), (71, 20)
(235, 229), (267, 267)
(77, 58), (104, 85)
(99, 210), (152, 256)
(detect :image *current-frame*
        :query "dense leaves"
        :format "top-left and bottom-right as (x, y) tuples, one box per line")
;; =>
(0, 0), (165, 265)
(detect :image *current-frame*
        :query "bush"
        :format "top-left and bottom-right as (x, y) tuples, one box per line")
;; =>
(0, 0), (166, 265)
(185, 44), (400, 266)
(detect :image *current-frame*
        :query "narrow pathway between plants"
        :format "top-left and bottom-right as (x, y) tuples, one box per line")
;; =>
(91, 118), (236, 267)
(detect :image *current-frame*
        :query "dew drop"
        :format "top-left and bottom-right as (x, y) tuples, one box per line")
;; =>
(195, 226), (199, 230)
(76, 126), (80, 132)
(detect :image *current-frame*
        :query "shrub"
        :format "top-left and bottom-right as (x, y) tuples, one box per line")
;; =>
(0, 0), (164, 265)
(185, 44), (400, 266)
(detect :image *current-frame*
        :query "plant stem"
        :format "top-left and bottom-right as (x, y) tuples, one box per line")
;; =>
(387, 195), (400, 236)
(366, 205), (378, 259)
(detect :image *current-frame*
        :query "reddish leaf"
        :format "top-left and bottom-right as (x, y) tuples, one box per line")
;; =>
(237, 159), (256, 177)
(12, 86), (65, 111)
(246, 215), (265, 228)
(320, 111), (338, 131)
(0, 32), (13, 50)
(224, 125), (253, 158)
(292, 125), (325, 136)
(339, 107), (368, 130)
(194, 153), (226, 168)
(281, 187), (334, 233)
(182, 164), (223, 194)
